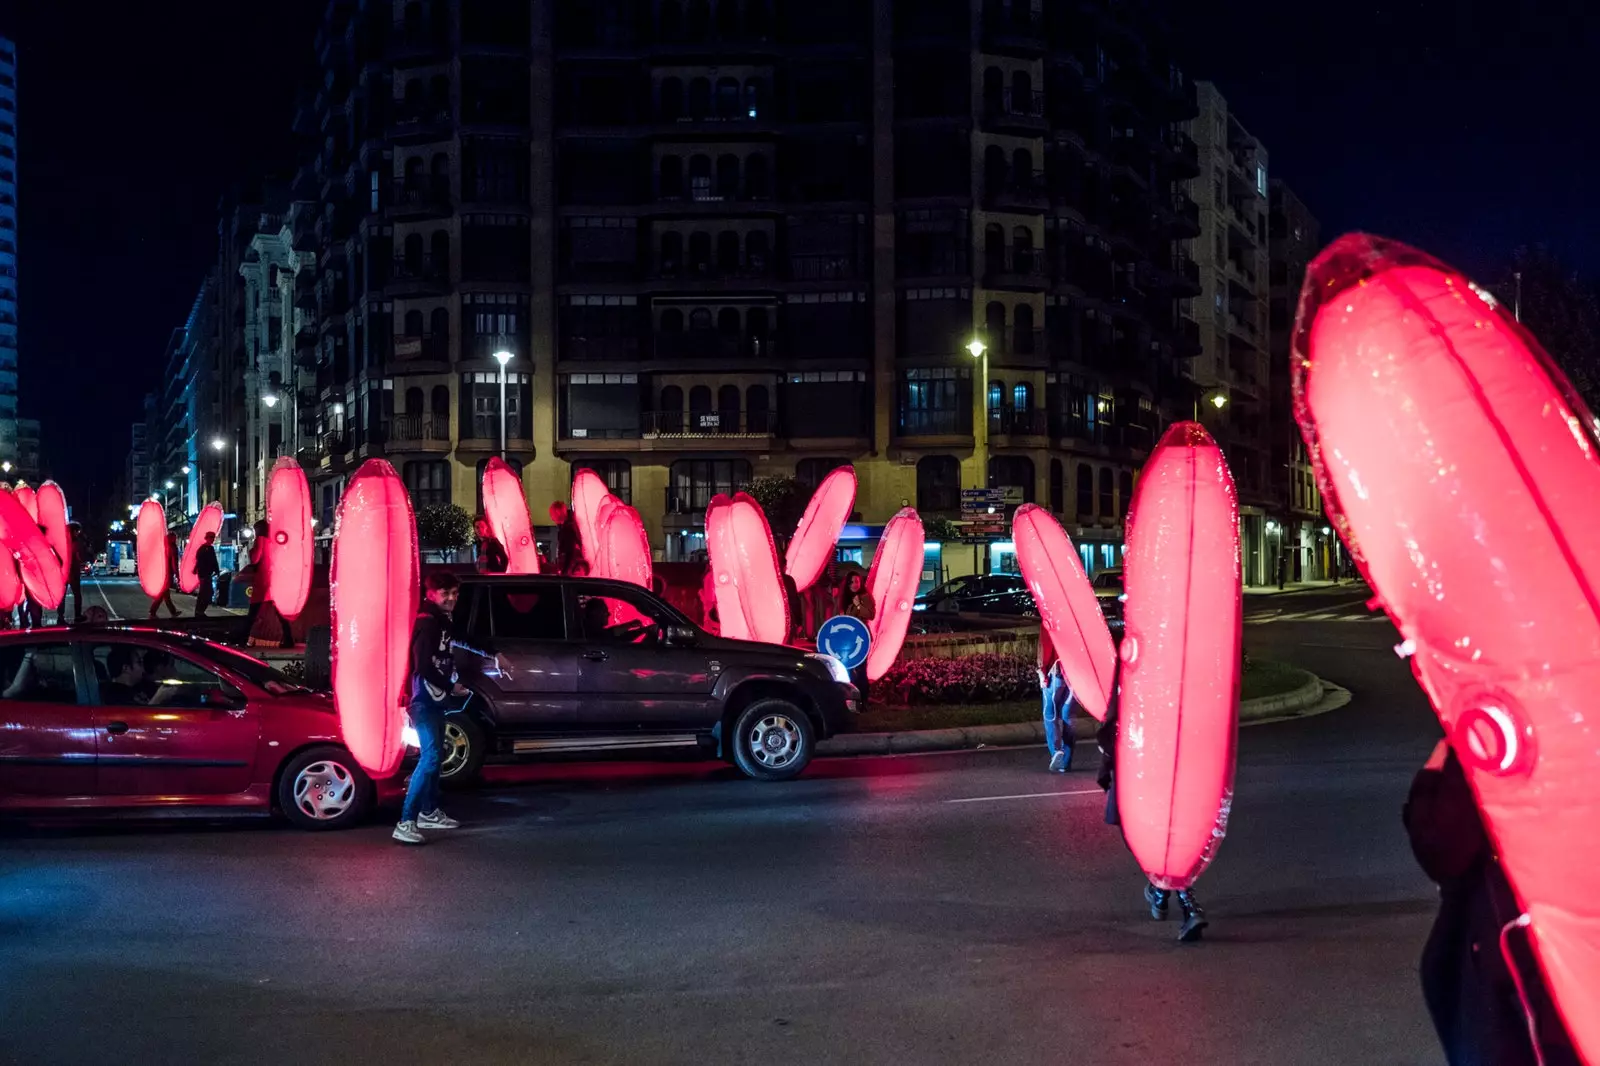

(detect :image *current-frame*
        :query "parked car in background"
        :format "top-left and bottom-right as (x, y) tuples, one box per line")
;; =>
(435, 574), (859, 786)
(1092, 568), (1124, 600)
(914, 574), (1037, 617)
(0, 627), (399, 829)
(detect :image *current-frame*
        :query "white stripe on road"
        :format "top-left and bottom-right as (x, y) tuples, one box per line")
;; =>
(945, 788), (1103, 805)
(93, 579), (122, 620)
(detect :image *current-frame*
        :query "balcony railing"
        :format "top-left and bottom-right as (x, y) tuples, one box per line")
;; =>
(643, 410), (776, 437)
(466, 414), (530, 440)
(390, 254), (449, 288)
(989, 408), (1049, 436)
(985, 169), (1048, 210)
(787, 254), (861, 281)
(392, 332), (449, 361)
(981, 326), (1045, 357)
(653, 260), (772, 282)
(983, 88), (1048, 131)
(560, 333), (641, 362)
(898, 408), (972, 436)
(982, 247), (1050, 288)
(391, 180), (452, 214)
(386, 413), (451, 443)
(653, 332), (775, 361)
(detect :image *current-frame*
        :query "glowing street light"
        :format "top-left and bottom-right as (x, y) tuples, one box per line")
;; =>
(1210, 393), (1228, 409)
(263, 392), (280, 409)
(210, 438), (226, 451)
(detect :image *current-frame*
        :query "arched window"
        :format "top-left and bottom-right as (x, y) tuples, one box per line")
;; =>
(660, 155), (683, 198)
(660, 308), (684, 334)
(689, 154), (712, 199)
(985, 223), (1006, 274)
(747, 306), (770, 353)
(1013, 382), (1032, 412)
(1014, 304), (1035, 351)
(744, 79), (762, 118)
(745, 230), (769, 269)
(689, 307), (714, 331)
(403, 77), (425, 116)
(660, 77), (684, 121)
(1011, 69), (1032, 109)
(572, 459), (632, 504)
(405, 387), (425, 415)
(430, 75), (451, 117)
(660, 231), (683, 273)
(689, 385), (713, 414)
(431, 384), (450, 416)
(745, 154), (770, 198)
(688, 231), (712, 272)
(403, 155), (424, 191)
(1099, 467), (1114, 516)
(688, 77), (711, 118)
(716, 154), (740, 198)
(1076, 462), (1093, 516)
(660, 384), (684, 432)
(717, 0), (739, 37)
(747, 384), (770, 432)
(717, 384), (741, 432)
(686, 0), (711, 39)
(430, 231), (450, 275)
(983, 67), (1004, 114)
(717, 307), (741, 336)
(988, 380), (1003, 416)
(1050, 458), (1065, 513)
(1013, 225), (1034, 255)
(430, 307), (449, 340)
(917, 455), (961, 513)
(430, 153), (450, 200)
(404, 233), (424, 273)
(717, 230), (740, 272)
(715, 77), (740, 118)
(796, 458), (848, 490)
(1012, 147), (1033, 180)
(988, 456), (1035, 504)
(659, 0), (683, 39)
(985, 145), (1007, 196)
(1119, 471), (1134, 518)
(985, 300), (1007, 347)
(404, 309), (425, 336)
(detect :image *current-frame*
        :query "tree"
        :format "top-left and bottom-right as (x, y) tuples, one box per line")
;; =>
(1495, 246), (1600, 410)
(415, 503), (473, 551)
(922, 516), (962, 543)
(739, 475), (811, 537)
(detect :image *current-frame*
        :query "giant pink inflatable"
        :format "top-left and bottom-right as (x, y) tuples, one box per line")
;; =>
(133, 499), (168, 601)
(598, 500), (652, 590)
(266, 458), (313, 619)
(0, 558), (21, 612)
(481, 458), (540, 574)
(570, 469), (614, 570)
(1011, 503), (1116, 721)
(13, 484), (37, 523)
(331, 460), (418, 777)
(863, 507), (925, 682)
(1295, 233), (1600, 1061)
(35, 481), (71, 576)
(705, 492), (788, 645)
(1117, 422), (1241, 892)
(179, 502), (225, 595)
(786, 465), (856, 593)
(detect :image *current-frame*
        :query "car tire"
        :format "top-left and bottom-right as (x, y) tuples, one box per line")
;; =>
(729, 697), (815, 782)
(439, 713), (488, 789)
(277, 745), (374, 831)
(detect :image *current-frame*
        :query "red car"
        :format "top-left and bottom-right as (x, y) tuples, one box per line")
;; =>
(0, 626), (402, 829)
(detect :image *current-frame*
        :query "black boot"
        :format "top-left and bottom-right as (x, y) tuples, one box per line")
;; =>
(1176, 889), (1207, 942)
(1143, 882), (1169, 921)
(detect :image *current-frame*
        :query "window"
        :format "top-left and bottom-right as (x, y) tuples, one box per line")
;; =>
(1076, 462), (1093, 516)
(404, 460), (451, 507)
(102, 647), (239, 709)
(572, 459), (632, 503)
(0, 643), (77, 704)
(916, 455), (960, 513)
(1049, 458), (1064, 513)
(575, 590), (668, 645)
(1118, 472), (1133, 517)
(796, 458), (849, 490)
(1098, 468), (1114, 516)
(669, 458), (751, 512)
(480, 584), (567, 641)
(1013, 382), (1032, 412)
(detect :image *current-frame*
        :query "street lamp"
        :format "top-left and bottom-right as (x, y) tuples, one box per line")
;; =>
(1210, 393), (1228, 409)
(492, 349), (513, 460)
(262, 393), (280, 408)
(966, 336), (990, 574)
(0, 461), (10, 474)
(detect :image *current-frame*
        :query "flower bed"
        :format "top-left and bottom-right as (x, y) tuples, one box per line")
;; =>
(876, 653), (1037, 706)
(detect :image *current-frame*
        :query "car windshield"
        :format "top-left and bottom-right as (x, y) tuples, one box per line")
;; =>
(185, 641), (308, 695)
(1093, 572), (1123, 591)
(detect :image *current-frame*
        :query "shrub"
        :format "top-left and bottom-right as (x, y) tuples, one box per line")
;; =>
(415, 503), (474, 550)
(877, 653), (1037, 705)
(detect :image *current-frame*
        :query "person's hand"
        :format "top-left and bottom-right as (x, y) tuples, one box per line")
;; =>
(452, 683), (470, 697)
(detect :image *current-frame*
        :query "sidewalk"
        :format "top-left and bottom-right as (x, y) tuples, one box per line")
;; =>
(1244, 579), (1366, 597)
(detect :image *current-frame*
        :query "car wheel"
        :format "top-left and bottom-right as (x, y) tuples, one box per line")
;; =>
(439, 714), (487, 789)
(277, 745), (373, 831)
(729, 698), (815, 782)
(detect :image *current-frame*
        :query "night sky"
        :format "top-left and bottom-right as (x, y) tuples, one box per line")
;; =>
(1, 1), (1593, 519)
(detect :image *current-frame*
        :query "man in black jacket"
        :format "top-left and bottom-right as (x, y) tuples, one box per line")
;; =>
(193, 532), (220, 617)
(394, 571), (470, 845)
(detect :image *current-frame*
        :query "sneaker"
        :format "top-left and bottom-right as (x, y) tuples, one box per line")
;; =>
(392, 821), (427, 845)
(417, 809), (460, 830)
(1048, 750), (1068, 774)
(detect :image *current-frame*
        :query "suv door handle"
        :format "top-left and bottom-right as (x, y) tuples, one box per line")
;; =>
(583, 650), (609, 662)
(105, 721), (129, 735)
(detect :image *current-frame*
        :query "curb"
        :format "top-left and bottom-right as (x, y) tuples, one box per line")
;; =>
(816, 669), (1334, 758)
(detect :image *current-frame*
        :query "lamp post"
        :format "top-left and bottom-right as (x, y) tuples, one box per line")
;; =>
(966, 337), (990, 576)
(492, 349), (513, 460)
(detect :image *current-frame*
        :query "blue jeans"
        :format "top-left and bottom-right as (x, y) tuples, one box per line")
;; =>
(401, 695), (446, 824)
(1042, 670), (1073, 759)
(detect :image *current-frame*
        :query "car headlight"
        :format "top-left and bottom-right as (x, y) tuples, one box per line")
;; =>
(806, 653), (852, 685)
(401, 725), (420, 750)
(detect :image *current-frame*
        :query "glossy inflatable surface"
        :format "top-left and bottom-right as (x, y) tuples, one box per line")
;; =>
(0, 558), (21, 611)
(36, 482), (71, 574)
(1117, 422), (1241, 892)
(599, 500), (653, 589)
(179, 502), (225, 594)
(863, 507), (926, 682)
(785, 466), (856, 593)
(1012, 504), (1116, 721)
(133, 499), (168, 601)
(705, 493), (788, 644)
(1294, 233), (1600, 1061)
(481, 458), (540, 575)
(13, 484), (36, 522)
(265, 458), (313, 619)
(330, 460), (418, 777)
(570, 469), (614, 570)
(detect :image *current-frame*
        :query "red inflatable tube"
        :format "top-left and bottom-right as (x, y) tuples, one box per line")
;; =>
(13, 484), (37, 523)
(1117, 422), (1241, 892)
(36, 481), (71, 573)
(133, 499), (168, 601)
(706, 493), (788, 644)
(1295, 234), (1600, 1061)
(863, 507), (925, 682)
(570, 469), (614, 571)
(179, 502), (225, 595)
(785, 465), (856, 594)
(0, 558), (21, 611)
(330, 459), (418, 777)
(266, 458), (313, 620)
(1011, 504), (1116, 721)
(481, 458), (540, 575)
(599, 500), (652, 590)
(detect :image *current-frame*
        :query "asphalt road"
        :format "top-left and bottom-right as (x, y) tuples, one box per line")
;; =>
(1, 582), (1449, 1065)
(82, 573), (244, 624)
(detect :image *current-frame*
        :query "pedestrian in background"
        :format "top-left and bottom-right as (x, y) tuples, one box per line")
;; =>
(841, 571), (874, 703)
(550, 501), (582, 575)
(236, 520), (292, 647)
(1037, 624), (1074, 773)
(147, 531), (180, 620)
(61, 521), (89, 624)
(394, 571), (468, 846)
(474, 517), (508, 574)
(193, 531), (220, 617)
(783, 574), (806, 645)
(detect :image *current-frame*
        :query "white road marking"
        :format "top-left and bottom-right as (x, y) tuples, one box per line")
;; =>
(92, 578), (122, 620)
(945, 788), (1102, 805)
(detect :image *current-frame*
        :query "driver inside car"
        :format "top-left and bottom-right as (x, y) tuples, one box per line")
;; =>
(582, 596), (653, 644)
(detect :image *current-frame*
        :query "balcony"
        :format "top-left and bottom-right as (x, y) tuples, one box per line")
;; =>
(390, 179), (452, 218)
(981, 326), (1045, 359)
(985, 169), (1048, 212)
(642, 409), (776, 439)
(385, 413), (451, 447)
(787, 253), (862, 282)
(653, 332), (774, 361)
(898, 407), (972, 437)
(982, 248), (1050, 291)
(1166, 130), (1199, 177)
(652, 260), (773, 284)
(1177, 316), (1201, 357)
(389, 254), (449, 293)
(462, 413), (530, 442)
(1171, 254), (1201, 296)
(294, 323), (319, 354)
(983, 88), (1048, 135)
(559, 333), (641, 362)
(989, 407), (1049, 437)
(1170, 192), (1201, 237)
(982, 2), (1046, 54)
(392, 332), (450, 363)
(294, 271), (318, 311)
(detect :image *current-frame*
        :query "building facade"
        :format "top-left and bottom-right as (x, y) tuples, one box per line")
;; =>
(1267, 179), (1329, 581)
(1186, 81), (1272, 584)
(0, 38), (20, 474)
(286, 0), (1199, 578)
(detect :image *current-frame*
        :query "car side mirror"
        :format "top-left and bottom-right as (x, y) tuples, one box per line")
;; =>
(665, 625), (698, 646)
